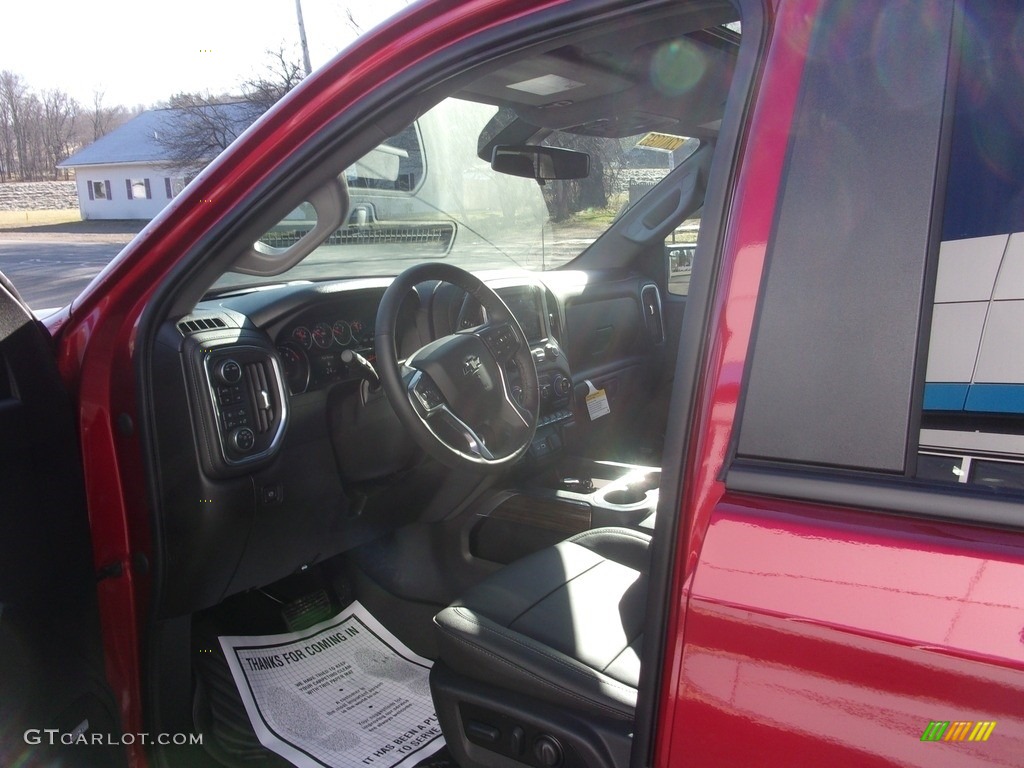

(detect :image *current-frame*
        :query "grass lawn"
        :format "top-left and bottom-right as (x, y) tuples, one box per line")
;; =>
(0, 209), (81, 229)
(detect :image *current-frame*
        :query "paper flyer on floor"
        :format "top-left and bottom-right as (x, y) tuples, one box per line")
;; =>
(219, 601), (444, 768)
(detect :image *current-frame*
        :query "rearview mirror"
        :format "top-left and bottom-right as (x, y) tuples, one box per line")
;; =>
(491, 145), (590, 181)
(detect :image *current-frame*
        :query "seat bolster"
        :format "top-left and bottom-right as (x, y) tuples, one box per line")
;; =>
(433, 606), (638, 721)
(451, 538), (607, 626)
(566, 527), (652, 572)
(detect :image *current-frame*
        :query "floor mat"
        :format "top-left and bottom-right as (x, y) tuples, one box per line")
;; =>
(219, 601), (444, 768)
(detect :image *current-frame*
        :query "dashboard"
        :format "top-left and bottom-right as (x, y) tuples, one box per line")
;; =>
(150, 270), (665, 618)
(269, 282), (555, 398)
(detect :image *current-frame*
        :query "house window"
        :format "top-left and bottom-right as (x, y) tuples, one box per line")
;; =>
(165, 177), (188, 199)
(89, 180), (110, 200)
(127, 178), (151, 200)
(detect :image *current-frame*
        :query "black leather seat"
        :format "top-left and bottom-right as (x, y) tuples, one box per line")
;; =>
(431, 527), (650, 768)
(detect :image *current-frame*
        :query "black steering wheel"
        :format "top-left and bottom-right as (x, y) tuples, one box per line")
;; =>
(375, 263), (540, 471)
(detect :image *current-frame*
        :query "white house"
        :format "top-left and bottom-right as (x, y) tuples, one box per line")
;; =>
(58, 104), (255, 220)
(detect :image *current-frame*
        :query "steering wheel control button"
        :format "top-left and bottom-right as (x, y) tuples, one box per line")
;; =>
(231, 427), (256, 452)
(482, 324), (518, 360)
(215, 359), (242, 384)
(413, 376), (445, 411)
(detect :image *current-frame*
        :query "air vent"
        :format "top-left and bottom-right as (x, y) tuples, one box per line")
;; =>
(640, 284), (664, 344)
(244, 360), (275, 434)
(178, 316), (228, 335)
(545, 289), (562, 344)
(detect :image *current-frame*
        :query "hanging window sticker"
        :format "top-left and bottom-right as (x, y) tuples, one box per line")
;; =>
(585, 380), (611, 421)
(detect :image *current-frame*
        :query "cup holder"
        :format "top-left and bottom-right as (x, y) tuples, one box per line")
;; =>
(602, 488), (647, 505)
(630, 474), (659, 493)
(597, 472), (659, 508)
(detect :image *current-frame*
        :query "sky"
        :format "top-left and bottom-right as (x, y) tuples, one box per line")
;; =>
(3, 0), (413, 109)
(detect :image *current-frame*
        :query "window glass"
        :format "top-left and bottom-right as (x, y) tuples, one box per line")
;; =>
(345, 122), (423, 192)
(212, 107), (722, 292)
(918, 1), (1024, 493)
(666, 217), (699, 296)
(971, 460), (1024, 492)
(203, 16), (741, 296)
(916, 453), (966, 485)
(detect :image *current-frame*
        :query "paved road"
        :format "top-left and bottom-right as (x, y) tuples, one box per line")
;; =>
(0, 226), (600, 312)
(0, 240), (126, 311)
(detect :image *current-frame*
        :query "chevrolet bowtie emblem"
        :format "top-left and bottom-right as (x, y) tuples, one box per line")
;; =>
(463, 355), (482, 376)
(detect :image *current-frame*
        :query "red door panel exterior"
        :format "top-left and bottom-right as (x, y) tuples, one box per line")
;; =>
(681, 501), (1024, 765)
(658, 0), (1024, 765)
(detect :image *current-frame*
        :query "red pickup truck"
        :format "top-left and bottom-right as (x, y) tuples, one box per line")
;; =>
(2, 0), (1021, 766)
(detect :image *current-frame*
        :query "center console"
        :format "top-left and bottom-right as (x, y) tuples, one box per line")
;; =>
(469, 458), (660, 564)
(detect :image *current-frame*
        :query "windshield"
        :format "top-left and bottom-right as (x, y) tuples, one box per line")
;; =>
(210, 97), (696, 293)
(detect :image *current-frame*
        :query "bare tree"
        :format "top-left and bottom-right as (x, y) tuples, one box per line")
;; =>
(0, 78), (14, 182)
(153, 92), (249, 172)
(344, 9), (363, 35)
(240, 46), (306, 116)
(89, 91), (128, 141)
(542, 134), (625, 222)
(19, 93), (48, 180)
(0, 76), (132, 181)
(42, 89), (79, 179)
(156, 48), (306, 172)
(0, 72), (30, 180)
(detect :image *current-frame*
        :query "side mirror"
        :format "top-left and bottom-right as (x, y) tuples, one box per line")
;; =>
(491, 145), (590, 181)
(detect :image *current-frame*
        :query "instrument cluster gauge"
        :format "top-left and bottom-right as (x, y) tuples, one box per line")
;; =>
(333, 320), (353, 346)
(351, 320), (371, 345)
(312, 322), (334, 349)
(291, 326), (313, 350)
(276, 343), (310, 394)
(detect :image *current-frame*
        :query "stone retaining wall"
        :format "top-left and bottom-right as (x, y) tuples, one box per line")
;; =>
(0, 181), (79, 211)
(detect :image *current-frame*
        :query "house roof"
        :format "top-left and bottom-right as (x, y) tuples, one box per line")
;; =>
(58, 103), (256, 168)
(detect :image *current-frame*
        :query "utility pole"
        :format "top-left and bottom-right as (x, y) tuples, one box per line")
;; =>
(295, 0), (313, 76)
